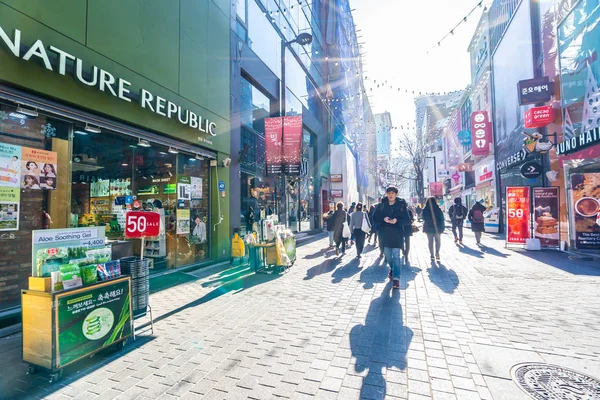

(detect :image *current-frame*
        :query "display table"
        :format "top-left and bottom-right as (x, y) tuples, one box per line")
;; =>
(22, 276), (133, 382)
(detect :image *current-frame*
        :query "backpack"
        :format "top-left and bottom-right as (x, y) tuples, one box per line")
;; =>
(472, 209), (485, 224)
(451, 205), (465, 220)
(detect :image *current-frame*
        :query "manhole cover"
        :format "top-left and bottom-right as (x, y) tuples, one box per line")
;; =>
(511, 363), (600, 399)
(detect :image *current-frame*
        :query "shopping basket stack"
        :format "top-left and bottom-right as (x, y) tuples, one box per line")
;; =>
(120, 257), (150, 319)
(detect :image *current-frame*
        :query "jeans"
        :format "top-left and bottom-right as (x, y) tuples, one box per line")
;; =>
(384, 247), (401, 280)
(475, 231), (483, 243)
(335, 237), (346, 253)
(403, 236), (410, 258)
(426, 233), (441, 256)
(328, 231), (334, 246)
(354, 229), (366, 255)
(451, 220), (464, 240)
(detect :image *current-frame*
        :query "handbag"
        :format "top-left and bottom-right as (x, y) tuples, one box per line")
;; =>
(342, 221), (351, 238)
(412, 224), (419, 233)
(361, 212), (371, 234)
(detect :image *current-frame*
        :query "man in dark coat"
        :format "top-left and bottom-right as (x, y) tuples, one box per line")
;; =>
(323, 203), (336, 247)
(448, 197), (468, 244)
(468, 201), (487, 246)
(332, 202), (348, 256)
(373, 186), (408, 289)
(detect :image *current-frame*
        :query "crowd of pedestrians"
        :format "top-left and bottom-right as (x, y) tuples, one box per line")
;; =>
(323, 186), (490, 289)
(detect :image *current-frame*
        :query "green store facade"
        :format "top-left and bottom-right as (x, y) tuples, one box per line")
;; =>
(0, 0), (232, 314)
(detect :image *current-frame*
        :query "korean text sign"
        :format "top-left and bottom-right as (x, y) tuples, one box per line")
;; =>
(264, 117), (283, 175)
(283, 116), (303, 175)
(506, 187), (531, 244)
(125, 212), (160, 238)
(470, 111), (492, 156)
(524, 106), (554, 129)
(518, 76), (552, 105)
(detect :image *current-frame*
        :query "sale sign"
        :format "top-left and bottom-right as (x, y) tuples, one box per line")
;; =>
(506, 187), (531, 244)
(283, 116), (303, 175)
(264, 117), (283, 175)
(470, 111), (492, 157)
(524, 106), (554, 129)
(125, 212), (161, 238)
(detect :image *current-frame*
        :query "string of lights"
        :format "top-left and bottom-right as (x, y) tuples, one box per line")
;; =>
(426, 0), (487, 54)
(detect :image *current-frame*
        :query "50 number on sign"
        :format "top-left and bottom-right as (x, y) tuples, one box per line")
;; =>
(125, 212), (161, 238)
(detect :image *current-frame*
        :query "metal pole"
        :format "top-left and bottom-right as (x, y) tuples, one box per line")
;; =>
(433, 155), (437, 185)
(281, 40), (287, 228)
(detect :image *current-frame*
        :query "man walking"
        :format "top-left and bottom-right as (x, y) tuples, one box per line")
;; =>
(323, 203), (335, 247)
(373, 186), (407, 289)
(448, 197), (468, 244)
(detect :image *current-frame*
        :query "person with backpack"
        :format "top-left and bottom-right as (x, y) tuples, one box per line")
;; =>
(422, 197), (445, 261)
(448, 197), (468, 244)
(349, 203), (371, 259)
(468, 201), (487, 246)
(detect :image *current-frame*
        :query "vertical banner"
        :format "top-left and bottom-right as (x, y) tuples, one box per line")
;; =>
(283, 116), (303, 175)
(429, 182), (443, 198)
(190, 177), (203, 199)
(21, 147), (58, 190)
(264, 117), (283, 175)
(470, 111), (492, 156)
(506, 186), (531, 244)
(533, 187), (560, 248)
(571, 173), (600, 249)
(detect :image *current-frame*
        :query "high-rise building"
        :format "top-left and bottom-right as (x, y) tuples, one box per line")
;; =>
(375, 112), (392, 157)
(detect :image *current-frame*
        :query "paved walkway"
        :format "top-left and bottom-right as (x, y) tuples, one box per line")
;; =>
(2, 229), (600, 400)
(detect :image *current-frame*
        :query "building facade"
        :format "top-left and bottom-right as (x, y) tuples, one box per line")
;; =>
(0, 0), (232, 312)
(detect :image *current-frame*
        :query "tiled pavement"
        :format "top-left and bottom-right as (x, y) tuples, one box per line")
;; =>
(2, 229), (600, 400)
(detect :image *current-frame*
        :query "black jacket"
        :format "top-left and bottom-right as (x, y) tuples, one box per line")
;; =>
(373, 199), (407, 248)
(422, 205), (445, 234)
(332, 209), (348, 243)
(448, 204), (468, 223)
(324, 210), (335, 232)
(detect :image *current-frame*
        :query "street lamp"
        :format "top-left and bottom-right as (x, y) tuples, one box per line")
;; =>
(280, 32), (313, 229)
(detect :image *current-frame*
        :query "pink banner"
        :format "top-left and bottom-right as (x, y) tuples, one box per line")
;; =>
(471, 111), (492, 156)
(283, 116), (303, 175)
(264, 117), (283, 175)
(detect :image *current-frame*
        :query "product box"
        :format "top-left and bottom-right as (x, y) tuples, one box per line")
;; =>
(28, 277), (52, 292)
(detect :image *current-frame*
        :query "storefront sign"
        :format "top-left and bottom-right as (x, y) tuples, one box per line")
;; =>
(556, 127), (600, 156)
(571, 173), (600, 249)
(283, 116), (303, 175)
(470, 111), (492, 156)
(137, 185), (159, 196)
(331, 174), (343, 182)
(331, 189), (343, 198)
(457, 130), (472, 146)
(476, 163), (494, 184)
(124, 212), (160, 238)
(451, 172), (461, 185)
(524, 106), (554, 128)
(264, 117), (283, 175)
(56, 278), (132, 367)
(496, 149), (527, 170)
(457, 163), (474, 172)
(533, 187), (560, 248)
(520, 161), (543, 179)
(21, 147), (58, 190)
(429, 182), (443, 198)
(518, 76), (552, 105)
(506, 186), (531, 244)
(437, 170), (450, 178)
(163, 184), (176, 195)
(0, 25), (217, 136)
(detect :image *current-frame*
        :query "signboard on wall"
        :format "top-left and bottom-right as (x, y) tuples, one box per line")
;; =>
(283, 116), (303, 175)
(331, 174), (343, 182)
(429, 182), (443, 198)
(524, 105), (554, 128)
(470, 111), (492, 156)
(518, 76), (552, 105)
(533, 187), (560, 248)
(331, 189), (343, 198)
(571, 173), (600, 249)
(506, 186), (531, 244)
(264, 117), (283, 175)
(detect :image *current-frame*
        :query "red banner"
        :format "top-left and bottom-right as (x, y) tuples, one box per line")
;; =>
(471, 111), (492, 156)
(125, 212), (161, 238)
(533, 187), (560, 248)
(506, 187), (531, 244)
(429, 182), (443, 198)
(283, 116), (303, 175)
(264, 117), (283, 175)
(524, 105), (554, 128)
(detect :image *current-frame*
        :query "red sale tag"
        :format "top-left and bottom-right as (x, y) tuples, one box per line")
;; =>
(125, 212), (161, 238)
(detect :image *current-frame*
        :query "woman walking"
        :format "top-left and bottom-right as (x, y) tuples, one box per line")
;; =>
(468, 201), (487, 246)
(422, 197), (445, 261)
(349, 203), (371, 259)
(332, 202), (348, 256)
(398, 199), (414, 264)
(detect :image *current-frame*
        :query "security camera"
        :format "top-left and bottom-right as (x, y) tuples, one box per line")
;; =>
(222, 158), (232, 168)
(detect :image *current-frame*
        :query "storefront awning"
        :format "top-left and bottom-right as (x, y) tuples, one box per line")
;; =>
(0, 84), (217, 159)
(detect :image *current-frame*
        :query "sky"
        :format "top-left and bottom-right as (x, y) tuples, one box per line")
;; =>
(350, 0), (487, 148)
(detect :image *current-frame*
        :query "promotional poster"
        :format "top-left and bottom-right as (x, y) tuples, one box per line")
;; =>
(21, 147), (58, 190)
(283, 116), (303, 175)
(533, 187), (560, 248)
(570, 173), (600, 249)
(264, 117), (283, 175)
(506, 186), (531, 244)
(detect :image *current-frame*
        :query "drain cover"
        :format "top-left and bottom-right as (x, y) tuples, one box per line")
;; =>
(511, 363), (600, 399)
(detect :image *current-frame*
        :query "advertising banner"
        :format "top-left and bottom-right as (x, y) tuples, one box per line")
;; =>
(283, 116), (303, 175)
(524, 106), (554, 129)
(0, 143), (21, 187)
(56, 278), (132, 367)
(177, 176), (191, 200)
(533, 187), (560, 248)
(21, 147), (58, 190)
(264, 117), (283, 175)
(429, 182), (443, 198)
(471, 111), (492, 156)
(0, 187), (19, 231)
(506, 186), (531, 244)
(191, 177), (203, 199)
(124, 212), (161, 238)
(571, 173), (600, 249)
(176, 209), (190, 234)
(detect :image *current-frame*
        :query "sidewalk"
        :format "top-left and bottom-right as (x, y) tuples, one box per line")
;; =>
(1, 229), (600, 399)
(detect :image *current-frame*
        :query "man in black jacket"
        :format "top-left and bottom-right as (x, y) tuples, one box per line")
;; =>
(448, 197), (468, 244)
(373, 186), (408, 289)
(323, 203), (336, 247)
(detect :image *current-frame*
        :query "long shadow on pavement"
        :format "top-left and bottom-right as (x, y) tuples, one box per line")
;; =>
(427, 261), (459, 294)
(331, 257), (363, 283)
(359, 256), (388, 289)
(350, 281), (413, 399)
(458, 244), (485, 258)
(515, 249), (600, 276)
(400, 262), (421, 290)
(304, 257), (342, 280)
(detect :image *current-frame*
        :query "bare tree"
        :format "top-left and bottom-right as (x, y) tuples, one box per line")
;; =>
(393, 128), (437, 203)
